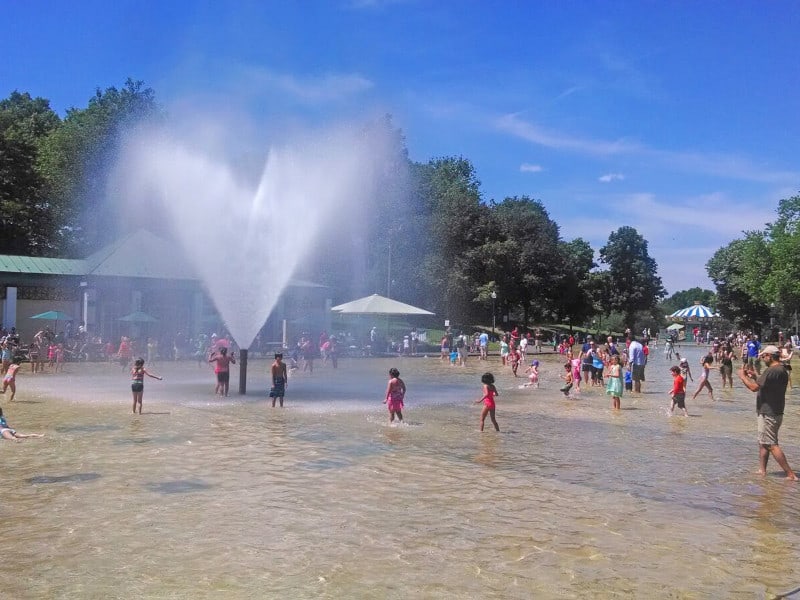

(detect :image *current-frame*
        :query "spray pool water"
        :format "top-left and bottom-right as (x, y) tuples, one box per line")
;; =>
(1, 347), (799, 598)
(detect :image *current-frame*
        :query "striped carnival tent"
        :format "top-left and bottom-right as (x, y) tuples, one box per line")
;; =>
(668, 302), (718, 321)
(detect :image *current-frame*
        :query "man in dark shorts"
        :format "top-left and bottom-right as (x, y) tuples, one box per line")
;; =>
(628, 337), (645, 393)
(737, 345), (797, 480)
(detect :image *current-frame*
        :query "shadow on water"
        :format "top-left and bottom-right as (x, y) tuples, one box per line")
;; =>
(27, 473), (102, 484)
(55, 424), (122, 433)
(112, 434), (186, 446)
(145, 480), (213, 494)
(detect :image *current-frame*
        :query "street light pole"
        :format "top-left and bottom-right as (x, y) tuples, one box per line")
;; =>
(491, 291), (497, 335)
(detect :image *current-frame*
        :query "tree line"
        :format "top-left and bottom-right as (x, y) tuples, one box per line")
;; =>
(707, 195), (800, 332)
(1, 79), (678, 332)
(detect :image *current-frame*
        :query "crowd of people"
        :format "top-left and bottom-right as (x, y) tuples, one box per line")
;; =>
(3, 320), (797, 481)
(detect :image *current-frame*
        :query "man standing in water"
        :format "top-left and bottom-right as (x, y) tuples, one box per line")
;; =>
(269, 353), (288, 408)
(628, 336), (645, 393)
(737, 345), (798, 480)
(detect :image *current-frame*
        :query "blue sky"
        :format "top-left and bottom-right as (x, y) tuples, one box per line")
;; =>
(3, 1), (799, 295)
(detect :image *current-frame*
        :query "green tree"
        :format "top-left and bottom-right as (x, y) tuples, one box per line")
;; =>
(0, 92), (61, 254)
(598, 226), (666, 329)
(706, 233), (771, 329)
(552, 237), (599, 328)
(418, 156), (491, 323)
(38, 78), (162, 255)
(763, 194), (800, 321)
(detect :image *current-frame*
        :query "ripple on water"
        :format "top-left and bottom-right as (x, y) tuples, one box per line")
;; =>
(54, 424), (122, 433)
(27, 473), (102, 484)
(145, 479), (213, 494)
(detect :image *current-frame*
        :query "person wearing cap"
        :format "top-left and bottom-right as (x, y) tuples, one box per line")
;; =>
(737, 345), (798, 480)
(678, 357), (693, 389)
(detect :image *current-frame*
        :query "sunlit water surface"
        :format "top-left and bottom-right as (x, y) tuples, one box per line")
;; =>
(2, 347), (799, 599)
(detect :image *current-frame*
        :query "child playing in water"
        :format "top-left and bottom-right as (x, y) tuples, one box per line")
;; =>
(208, 346), (236, 396)
(449, 348), (459, 365)
(500, 339), (510, 365)
(1, 362), (20, 401)
(679, 357), (693, 386)
(624, 365), (633, 392)
(559, 363), (573, 396)
(0, 407), (44, 441)
(269, 353), (288, 407)
(691, 353), (715, 401)
(384, 367), (406, 423)
(474, 372), (499, 431)
(524, 360), (539, 388)
(54, 343), (65, 373)
(130, 357), (162, 414)
(669, 365), (688, 416)
(509, 348), (522, 377)
(605, 354), (623, 410)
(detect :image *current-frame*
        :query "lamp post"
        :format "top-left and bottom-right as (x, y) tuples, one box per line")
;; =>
(491, 291), (497, 335)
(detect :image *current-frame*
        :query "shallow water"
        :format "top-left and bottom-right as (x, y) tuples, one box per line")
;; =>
(2, 347), (799, 598)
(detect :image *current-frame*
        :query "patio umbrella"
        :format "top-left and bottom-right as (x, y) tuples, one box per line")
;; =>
(666, 323), (684, 331)
(30, 310), (73, 322)
(331, 294), (434, 316)
(30, 310), (74, 334)
(331, 294), (435, 349)
(118, 311), (159, 323)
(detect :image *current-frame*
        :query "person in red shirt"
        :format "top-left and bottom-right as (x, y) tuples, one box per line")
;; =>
(669, 365), (688, 416)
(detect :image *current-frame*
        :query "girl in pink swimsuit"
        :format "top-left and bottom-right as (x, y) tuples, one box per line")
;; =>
(384, 368), (406, 423)
(474, 372), (500, 432)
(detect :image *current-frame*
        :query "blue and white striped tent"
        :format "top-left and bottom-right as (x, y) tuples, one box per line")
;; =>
(669, 304), (718, 320)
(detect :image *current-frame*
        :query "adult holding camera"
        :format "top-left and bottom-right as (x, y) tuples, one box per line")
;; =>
(737, 345), (797, 480)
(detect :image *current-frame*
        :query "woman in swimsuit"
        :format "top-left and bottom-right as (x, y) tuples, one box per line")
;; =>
(130, 357), (163, 414)
(0, 407), (44, 441)
(474, 372), (500, 432)
(384, 367), (406, 423)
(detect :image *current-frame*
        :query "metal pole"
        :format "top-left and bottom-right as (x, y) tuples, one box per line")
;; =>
(238, 348), (248, 395)
(492, 298), (496, 334)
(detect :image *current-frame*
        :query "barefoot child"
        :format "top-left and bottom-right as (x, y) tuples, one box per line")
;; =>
(474, 372), (500, 431)
(691, 352), (715, 401)
(606, 354), (623, 409)
(559, 363), (573, 396)
(0, 407), (44, 441)
(524, 360), (539, 388)
(208, 347), (236, 396)
(669, 365), (688, 416)
(384, 367), (406, 423)
(1, 362), (21, 401)
(130, 358), (162, 414)
(624, 365), (633, 392)
(269, 353), (288, 407)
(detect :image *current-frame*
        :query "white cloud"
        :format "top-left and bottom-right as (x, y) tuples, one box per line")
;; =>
(552, 190), (780, 293)
(598, 173), (625, 183)
(239, 66), (373, 103)
(495, 113), (800, 185)
(520, 163), (543, 173)
(495, 113), (641, 156)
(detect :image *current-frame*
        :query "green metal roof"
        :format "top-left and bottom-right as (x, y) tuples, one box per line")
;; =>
(0, 230), (326, 289)
(0, 255), (86, 275)
(83, 230), (197, 280)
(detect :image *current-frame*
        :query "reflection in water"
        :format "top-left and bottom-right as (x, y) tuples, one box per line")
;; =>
(0, 352), (798, 597)
(27, 473), (102, 484)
